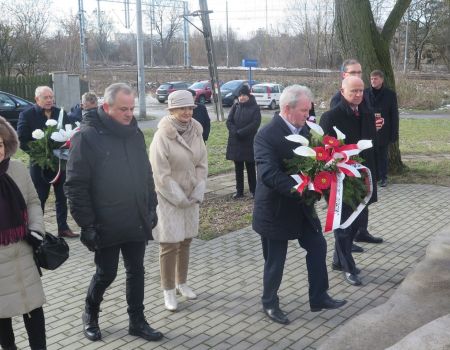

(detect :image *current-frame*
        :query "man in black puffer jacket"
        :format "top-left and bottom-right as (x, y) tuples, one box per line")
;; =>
(64, 83), (163, 343)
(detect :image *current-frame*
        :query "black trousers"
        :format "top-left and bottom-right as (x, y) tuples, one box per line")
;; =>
(0, 307), (46, 350)
(333, 205), (368, 273)
(261, 229), (329, 309)
(234, 161), (256, 195)
(376, 144), (389, 181)
(85, 241), (146, 320)
(29, 164), (68, 231)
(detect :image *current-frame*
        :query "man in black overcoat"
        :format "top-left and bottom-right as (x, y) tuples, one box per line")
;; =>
(253, 85), (347, 325)
(365, 70), (399, 187)
(330, 58), (383, 249)
(320, 76), (379, 286)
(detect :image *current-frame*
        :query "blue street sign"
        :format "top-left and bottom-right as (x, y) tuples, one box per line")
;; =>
(242, 59), (259, 68)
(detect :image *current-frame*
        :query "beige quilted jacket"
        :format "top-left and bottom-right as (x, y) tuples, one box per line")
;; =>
(0, 159), (45, 318)
(149, 116), (208, 243)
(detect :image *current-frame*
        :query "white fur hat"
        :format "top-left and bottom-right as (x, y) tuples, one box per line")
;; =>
(167, 90), (196, 110)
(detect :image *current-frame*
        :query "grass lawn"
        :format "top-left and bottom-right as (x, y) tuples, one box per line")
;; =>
(13, 117), (450, 183)
(12, 117), (450, 239)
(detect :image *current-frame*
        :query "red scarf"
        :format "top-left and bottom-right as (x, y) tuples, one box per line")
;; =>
(0, 158), (28, 245)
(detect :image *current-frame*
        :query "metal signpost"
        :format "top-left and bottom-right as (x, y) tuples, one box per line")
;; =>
(242, 59), (259, 86)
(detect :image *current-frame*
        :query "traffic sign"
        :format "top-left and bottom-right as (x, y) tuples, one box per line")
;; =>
(242, 59), (259, 68)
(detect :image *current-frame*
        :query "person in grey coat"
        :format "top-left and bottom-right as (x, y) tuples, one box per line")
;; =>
(226, 85), (261, 199)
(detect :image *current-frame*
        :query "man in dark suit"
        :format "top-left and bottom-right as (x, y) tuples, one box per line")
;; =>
(330, 58), (383, 248)
(366, 70), (399, 187)
(320, 76), (380, 286)
(17, 86), (78, 238)
(253, 85), (347, 325)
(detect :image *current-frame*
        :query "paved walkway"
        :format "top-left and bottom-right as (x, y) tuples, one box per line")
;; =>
(12, 174), (450, 350)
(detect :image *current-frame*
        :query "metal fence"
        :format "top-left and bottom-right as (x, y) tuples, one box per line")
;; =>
(0, 75), (53, 101)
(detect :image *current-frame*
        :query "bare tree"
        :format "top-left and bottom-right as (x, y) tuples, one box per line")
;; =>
(287, 0), (337, 69)
(334, 0), (412, 173)
(86, 9), (115, 64)
(46, 15), (81, 72)
(145, 0), (184, 65)
(3, 0), (51, 76)
(408, 0), (446, 70)
(0, 22), (16, 77)
(430, 1), (450, 69)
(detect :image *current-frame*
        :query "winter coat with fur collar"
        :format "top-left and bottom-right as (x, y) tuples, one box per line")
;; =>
(149, 116), (208, 243)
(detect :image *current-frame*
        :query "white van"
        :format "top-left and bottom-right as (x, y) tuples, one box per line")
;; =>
(251, 83), (284, 110)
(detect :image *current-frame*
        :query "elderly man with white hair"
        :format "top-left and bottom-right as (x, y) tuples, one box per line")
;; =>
(17, 86), (78, 238)
(253, 85), (347, 325)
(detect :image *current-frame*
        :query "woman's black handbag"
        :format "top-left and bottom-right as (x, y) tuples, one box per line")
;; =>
(26, 231), (70, 271)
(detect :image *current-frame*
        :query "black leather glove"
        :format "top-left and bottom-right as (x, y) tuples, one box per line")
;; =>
(80, 226), (98, 252)
(151, 211), (158, 229)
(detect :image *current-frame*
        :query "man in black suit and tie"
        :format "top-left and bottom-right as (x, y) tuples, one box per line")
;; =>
(320, 76), (379, 286)
(253, 85), (347, 325)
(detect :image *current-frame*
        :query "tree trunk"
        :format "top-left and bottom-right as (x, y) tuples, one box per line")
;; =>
(334, 0), (412, 174)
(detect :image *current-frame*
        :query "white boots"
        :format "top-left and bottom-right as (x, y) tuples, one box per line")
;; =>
(163, 289), (177, 311)
(163, 284), (197, 311)
(177, 284), (197, 299)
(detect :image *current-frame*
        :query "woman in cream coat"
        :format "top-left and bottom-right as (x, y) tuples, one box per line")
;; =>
(149, 90), (207, 311)
(0, 116), (46, 350)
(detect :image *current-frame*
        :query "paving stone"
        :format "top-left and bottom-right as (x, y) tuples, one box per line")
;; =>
(9, 181), (449, 350)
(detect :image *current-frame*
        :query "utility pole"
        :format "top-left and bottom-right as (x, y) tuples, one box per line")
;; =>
(136, 0), (146, 119)
(150, 0), (154, 67)
(198, 0), (224, 121)
(97, 0), (101, 30)
(124, 0), (131, 29)
(78, 0), (88, 77)
(226, 0), (229, 68)
(265, 0), (268, 33)
(183, 2), (190, 68)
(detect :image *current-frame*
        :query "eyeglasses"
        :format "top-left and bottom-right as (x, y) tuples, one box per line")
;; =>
(346, 70), (362, 75)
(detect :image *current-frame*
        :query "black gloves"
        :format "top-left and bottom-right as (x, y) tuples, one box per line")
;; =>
(151, 211), (158, 229)
(80, 226), (98, 252)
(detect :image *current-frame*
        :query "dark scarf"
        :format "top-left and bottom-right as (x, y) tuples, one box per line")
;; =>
(0, 158), (28, 245)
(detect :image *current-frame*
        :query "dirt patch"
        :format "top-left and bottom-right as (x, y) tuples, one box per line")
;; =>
(199, 194), (254, 240)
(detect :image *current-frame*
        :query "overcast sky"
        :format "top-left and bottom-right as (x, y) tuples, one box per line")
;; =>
(55, 0), (286, 38)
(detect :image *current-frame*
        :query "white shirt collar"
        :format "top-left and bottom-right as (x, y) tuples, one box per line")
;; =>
(279, 113), (302, 134)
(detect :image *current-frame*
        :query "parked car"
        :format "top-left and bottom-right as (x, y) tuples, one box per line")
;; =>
(0, 91), (33, 129)
(251, 83), (284, 110)
(188, 80), (213, 104)
(220, 80), (257, 107)
(156, 81), (191, 103)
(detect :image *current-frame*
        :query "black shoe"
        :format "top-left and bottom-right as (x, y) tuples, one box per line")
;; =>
(129, 318), (164, 341)
(355, 232), (383, 244)
(232, 192), (244, 199)
(351, 243), (364, 253)
(82, 311), (102, 341)
(263, 306), (290, 324)
(380, 179), (387, 187)
(332, 263), (361, 275)
(1, 345), (18, 350)
(344, 272), (362, 286)
(310, 296), (347, 312)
